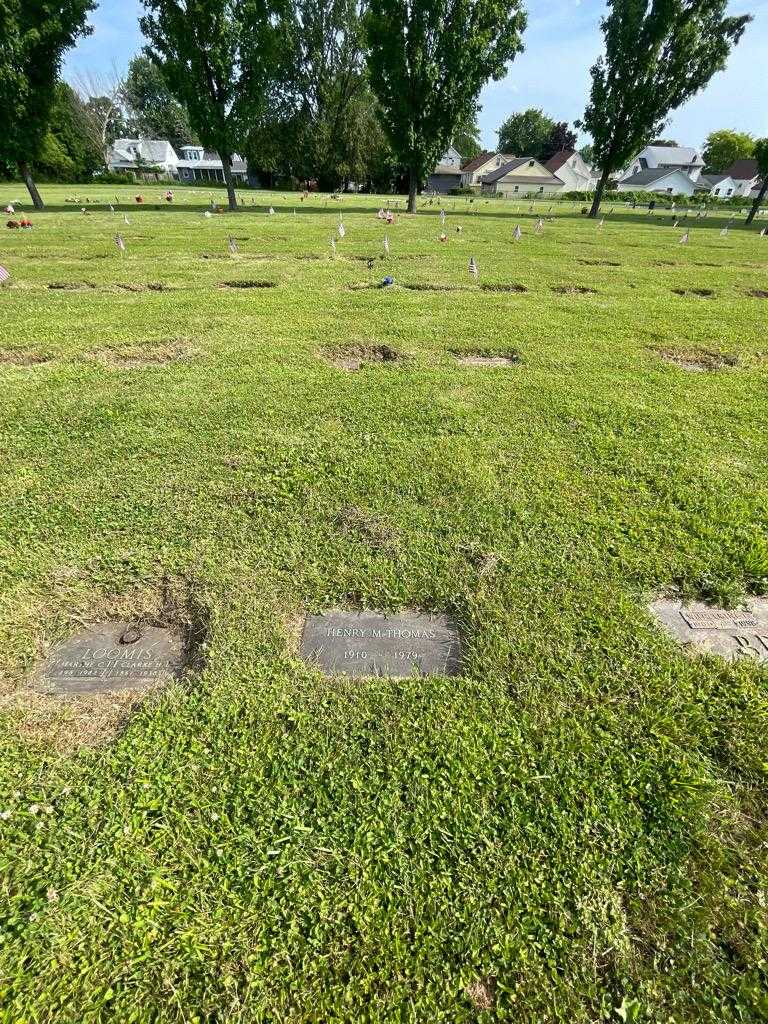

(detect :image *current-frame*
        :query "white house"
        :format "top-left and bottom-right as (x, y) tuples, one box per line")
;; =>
(620, 145), (704, 184)
(697, 174), (736, 199)
(725, 159), (763, 198)
(616, 167), (697, 196)
(108, 138), (179, 178)
(544, 150), (597, 191)
(481, 157), (565, 197)
(426, 149), (517, 194)
(175, 146), (248, 184)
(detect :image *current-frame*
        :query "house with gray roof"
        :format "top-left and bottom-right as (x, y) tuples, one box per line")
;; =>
(480, 157), (564, 197)
(620, 145), (705, 184)
(108, 138), (179, 178)
(697, 173), (737, 198)
(175, 146), (248, 184)
(616, 167), (698, 196)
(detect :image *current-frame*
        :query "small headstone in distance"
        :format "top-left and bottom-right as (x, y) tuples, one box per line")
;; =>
(300, 610), (461, 678)
(34, 621), (185, 695)
(650, 598), (768, 663)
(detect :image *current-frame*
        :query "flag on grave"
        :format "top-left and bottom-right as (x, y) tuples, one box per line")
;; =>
(338, 223), (346, 238)
(383, 235), (390, 255)
(468, 257), (478, 279)
(720, 227), (728, 237)
(513, 225), (522, 241)
(269, 207), (275, 215)
(440, 209), (446, 225)
(228, 236), (238, 255)
(673, 220), (679, 229)
(679, 231), (690, 245)
(598, 218), (604, 230)
(109, 204), (114, 213)
(535, 218), (543, 234)
(124, 214), (130, 225)
(0, 265), (10, 285)
(114, 234), (125, 253)
(761, 227), (767, 237)
(330, 236), (336, 254)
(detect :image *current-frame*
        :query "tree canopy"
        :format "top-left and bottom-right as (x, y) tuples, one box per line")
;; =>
(579, 0), (751, 217)
(703, 128), (755, 172)
(140, 0), (289, 209)
(122, 55), (197, 153)
(0, 0), (96, 208)
(366, 0), (526, 212)
(497, 108), (554, 157)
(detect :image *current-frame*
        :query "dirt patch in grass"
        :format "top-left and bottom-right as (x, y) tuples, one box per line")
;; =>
(578, 259), (621, 267)
(322, 342), (403, 371)
(551, 284), (598, 295)
(653, 260), (677, 267)
(337, 505), (399, 553)
(480, 282), (528, 293)
(220, 280), (276, 289)
(403, 283), (473, 292)
(47, 281), (96, 291)
(115, 282), (169, 293)
(655, 346), (738, 372)
(4, 579), (209, 752)
(0, 349), (53, 367)
(746, 289), (768, 299)
(89, 337), (194, 368)
(452, 348), (521, 368)
(672, 288), (715, 298)
(466, 978), (496, 1011)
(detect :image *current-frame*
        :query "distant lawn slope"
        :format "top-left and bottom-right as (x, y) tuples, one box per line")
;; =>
(0, 184), (766, 1023)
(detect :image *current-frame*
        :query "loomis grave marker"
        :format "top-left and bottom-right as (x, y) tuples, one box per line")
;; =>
(34, 622), (185, 695)
(650, 598), (768, 663)
(300, 610), (461, 678)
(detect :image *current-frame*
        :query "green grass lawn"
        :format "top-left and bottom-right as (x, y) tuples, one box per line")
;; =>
(0, 183), (766, 1023)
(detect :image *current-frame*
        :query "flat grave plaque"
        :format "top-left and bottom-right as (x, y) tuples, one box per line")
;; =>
(300, 610), (461, 678)
(650, 599), (768, 663)
(33, 621), (185, 695)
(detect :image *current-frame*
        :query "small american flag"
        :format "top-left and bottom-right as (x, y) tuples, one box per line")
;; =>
(123, 214), (130, 225)
(114, 234), (125, 253)
(535, 218), (543, 234)
(679, 231), (690, 245)
(268, 207), (275, 215)
(338, 223), (345, 239)
(761, 227), (767, 237)
(597, 218), (604, 230)
(673, 220), (679, 229)
(513, 225), (522, 241)
(330, 236), (336, 255)
(720, 227), (728, 237)
(468, 257), (478, 279)
(109, 204), (114, 213)
(383, 235), (390, 255)
(228, 236), (238, 255)
(0, 265), (10, 285)
(440, 209), (446, 225)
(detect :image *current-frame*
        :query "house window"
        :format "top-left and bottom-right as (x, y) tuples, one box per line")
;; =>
(727, 188), (733, 196)
(666, 187), (673, 194)
(714, 188), (720, 196)
(513, 185), (519, 193)
(539, 186), (544, 193)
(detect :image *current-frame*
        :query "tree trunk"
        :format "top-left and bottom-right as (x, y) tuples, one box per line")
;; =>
(407, 167), (418, 213)
(19, 161), (44, 210)
(221, 152), (237, 211)
(745, 177), (768, 226)
(588, 167), (609, 218)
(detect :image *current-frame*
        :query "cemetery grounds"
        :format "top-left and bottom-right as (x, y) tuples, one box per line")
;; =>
(0, 184), (767, 1022)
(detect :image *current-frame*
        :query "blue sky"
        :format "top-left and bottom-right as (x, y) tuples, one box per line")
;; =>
(65, 0), (768, 150)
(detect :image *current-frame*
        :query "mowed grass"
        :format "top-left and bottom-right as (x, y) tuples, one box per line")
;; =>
(0, 183), (767, 1023)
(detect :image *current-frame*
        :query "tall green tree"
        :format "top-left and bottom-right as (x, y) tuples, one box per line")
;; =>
(38, 82), (104, 181)
(540, 121), (577, 162)
(745, 138), (768, 226)
(579, 0), (751, 218)
(497, 108), (554, 158)
(453, 106), (483, 160)
(703, 128), (755, 172)
(140, 0), (288, 210)
(366, 0), (526, 212)
(122, 55), (197, 154)
(0, 0), (95, 208)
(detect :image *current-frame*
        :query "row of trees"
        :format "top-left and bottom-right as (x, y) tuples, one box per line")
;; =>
(2, 0), (766, 222)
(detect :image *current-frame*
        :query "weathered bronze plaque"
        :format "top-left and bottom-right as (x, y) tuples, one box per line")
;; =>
(650, 599), (768, 663)
(34, 622), (185, 695)
(300, 610), (461, 678)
